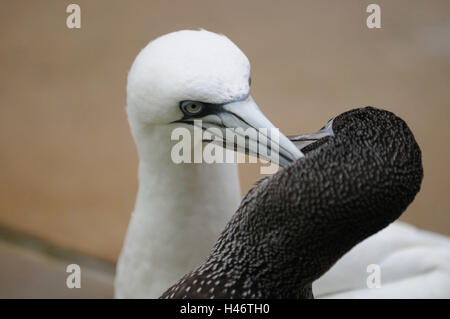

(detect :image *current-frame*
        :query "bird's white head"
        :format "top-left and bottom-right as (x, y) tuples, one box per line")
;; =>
(126, 29), (302, 166)
(127, 30), (250, 124)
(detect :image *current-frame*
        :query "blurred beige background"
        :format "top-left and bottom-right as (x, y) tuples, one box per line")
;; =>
(0, 0), (449, 297)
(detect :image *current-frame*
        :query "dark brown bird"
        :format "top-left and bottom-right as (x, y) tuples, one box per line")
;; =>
(160, 107), (423, 299)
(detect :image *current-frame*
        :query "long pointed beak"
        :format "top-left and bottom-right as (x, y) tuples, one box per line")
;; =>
(288, 119), (335, 151)
(194, 96), (303, 167)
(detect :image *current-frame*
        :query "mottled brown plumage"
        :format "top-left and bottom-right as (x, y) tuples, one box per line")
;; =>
(160, 107), (423, 299)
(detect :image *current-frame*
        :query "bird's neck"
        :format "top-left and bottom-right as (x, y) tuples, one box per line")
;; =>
(115, 122), (242, 298)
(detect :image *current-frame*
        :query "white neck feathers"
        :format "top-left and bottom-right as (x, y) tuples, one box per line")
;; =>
(115, 121), (241, 298)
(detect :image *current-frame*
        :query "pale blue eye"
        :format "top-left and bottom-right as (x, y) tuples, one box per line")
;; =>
(180, 101), (205, 115)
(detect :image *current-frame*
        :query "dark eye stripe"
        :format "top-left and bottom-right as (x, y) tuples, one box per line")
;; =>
(177, 101), (224, 122)
(177, 93), (250, 122)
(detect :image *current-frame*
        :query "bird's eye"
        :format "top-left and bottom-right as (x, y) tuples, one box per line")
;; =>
(180, 101), (205, 116)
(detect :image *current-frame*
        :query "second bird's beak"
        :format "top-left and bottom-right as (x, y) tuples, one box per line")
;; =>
(185, 96), (304, 167)
(288, 119), (335, 151)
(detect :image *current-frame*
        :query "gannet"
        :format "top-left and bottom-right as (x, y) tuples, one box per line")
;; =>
(116, 29), (450, 299)
(160, 107), (424, 298)
(115, 29), (302, 298)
